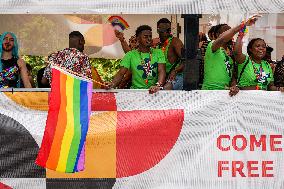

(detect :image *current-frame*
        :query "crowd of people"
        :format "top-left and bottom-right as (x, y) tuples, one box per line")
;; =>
(0, 16), (284, 95)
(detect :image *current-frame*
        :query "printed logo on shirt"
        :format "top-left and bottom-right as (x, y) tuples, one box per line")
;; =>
(258, 71), (270, 83)
(137, 58), (158, 80)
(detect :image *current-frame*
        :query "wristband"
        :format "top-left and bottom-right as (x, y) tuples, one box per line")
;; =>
(156, 82), (163, 87)
(239, 21), (248, 36)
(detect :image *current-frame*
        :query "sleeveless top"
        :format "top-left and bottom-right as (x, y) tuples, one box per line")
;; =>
(157, 36), (181, 75)
(0, 57), (20, 88)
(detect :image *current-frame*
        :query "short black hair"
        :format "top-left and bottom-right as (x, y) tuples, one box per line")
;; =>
(69, 31), (84, 39)
(135, 25), (152, 37)
(208, 26), (215, 36)
(157, 18), (171, 26)
(247, 38), (266, 56)
(214, 24), (228, 38)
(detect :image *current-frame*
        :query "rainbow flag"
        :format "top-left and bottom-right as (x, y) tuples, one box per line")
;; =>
(36, 67), (93, 173)
(108, 15), (129, 31)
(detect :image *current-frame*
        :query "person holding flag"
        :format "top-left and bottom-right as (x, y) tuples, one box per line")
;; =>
(41, 31), (93, 85)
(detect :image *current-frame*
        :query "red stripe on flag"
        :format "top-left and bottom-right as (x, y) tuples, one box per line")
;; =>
(91, 93), (117, 111)
(36, 69), (61, 167)
(116, 109), (184, 177)
(46, 71), (68, 170)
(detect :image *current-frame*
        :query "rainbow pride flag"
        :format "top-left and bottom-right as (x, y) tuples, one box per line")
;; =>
(108, 15), (129, 31)
(36, 67), (93, 173)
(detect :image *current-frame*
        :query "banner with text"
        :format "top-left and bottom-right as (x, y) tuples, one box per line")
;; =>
(0, 90), (283, 189)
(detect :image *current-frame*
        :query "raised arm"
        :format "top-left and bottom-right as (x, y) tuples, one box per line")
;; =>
(114, 30), (132, 53)
(233, 34), (247, 64)
(212, 25), (241, 52)
(212, 15), (261, 52)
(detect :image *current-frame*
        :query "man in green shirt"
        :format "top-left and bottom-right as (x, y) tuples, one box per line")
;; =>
(107, 25), (166, 94)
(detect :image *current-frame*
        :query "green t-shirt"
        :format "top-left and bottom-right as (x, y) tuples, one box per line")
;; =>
(238, 56), (274, 90)
(120, 48), (166, 89)
(202, 41), (234, 90)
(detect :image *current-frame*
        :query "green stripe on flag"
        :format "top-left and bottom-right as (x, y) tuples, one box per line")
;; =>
(66, 78), (81, 172)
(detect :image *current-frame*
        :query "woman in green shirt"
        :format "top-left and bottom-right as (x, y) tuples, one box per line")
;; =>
(234, 34), (284, 92)
(202, 15), (260, 96)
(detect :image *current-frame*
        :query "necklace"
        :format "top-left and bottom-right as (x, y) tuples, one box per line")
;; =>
(250, 58), (263, 90)
(138, 49), (152, 85)
(160, 38), (170, 52)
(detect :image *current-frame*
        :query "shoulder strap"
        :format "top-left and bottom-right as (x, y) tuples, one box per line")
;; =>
(168, 58), (181, 75)
(237, 58), (250, 84)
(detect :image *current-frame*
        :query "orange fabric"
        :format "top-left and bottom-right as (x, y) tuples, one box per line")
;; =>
(4, 92), (48, 111)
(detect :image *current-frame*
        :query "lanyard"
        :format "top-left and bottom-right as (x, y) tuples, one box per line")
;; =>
(139, 49), (152, 84)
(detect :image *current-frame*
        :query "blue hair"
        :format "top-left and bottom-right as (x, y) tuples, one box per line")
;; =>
(0, 32), (19, 72)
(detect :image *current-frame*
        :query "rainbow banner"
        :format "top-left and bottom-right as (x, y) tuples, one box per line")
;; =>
(36, 67), (93, 173)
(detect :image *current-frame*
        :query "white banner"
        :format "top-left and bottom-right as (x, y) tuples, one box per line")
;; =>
(0, 90), (284, 189)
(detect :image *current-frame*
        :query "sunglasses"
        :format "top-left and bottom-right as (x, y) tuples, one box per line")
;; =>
(157, 28), (171, 33)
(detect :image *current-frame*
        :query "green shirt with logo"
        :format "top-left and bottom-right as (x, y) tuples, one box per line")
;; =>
(120, 48), (166, 89)
(238, 56), (274, 90)
(202, 41), (234, 90)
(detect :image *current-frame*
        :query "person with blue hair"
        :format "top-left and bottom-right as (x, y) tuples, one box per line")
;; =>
(0, 32), (31, 88)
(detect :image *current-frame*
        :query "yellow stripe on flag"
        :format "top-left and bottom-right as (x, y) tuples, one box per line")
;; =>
(46, 112), (116, 178)
(56, 75), (75, 172)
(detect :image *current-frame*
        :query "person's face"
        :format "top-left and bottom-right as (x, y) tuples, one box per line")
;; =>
(137, 30), (152, 48)
(157, 23), (171, 40)
(250, 39), (267, 60)
(2, 33), (14, 52)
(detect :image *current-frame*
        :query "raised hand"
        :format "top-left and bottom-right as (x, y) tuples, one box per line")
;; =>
(245, 14), (262, 26)
(114, 30), (125, 41)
